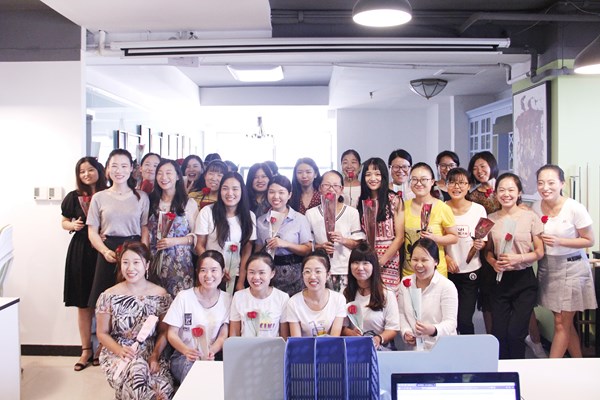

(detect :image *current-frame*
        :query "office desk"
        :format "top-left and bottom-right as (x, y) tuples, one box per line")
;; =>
(499, 358), (600, 400)
(173, 361), (224, 400)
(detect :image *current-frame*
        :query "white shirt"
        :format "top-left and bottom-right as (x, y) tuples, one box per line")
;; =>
(445, 202), (487, 274)
(286, 289), (347, 337)
(532, 198), (593, 256)
(344, 289), (401, 335)
(163, 288), (231, 347)
(229, 288), (289, 337)
(398, 271), (458, 350)
(305, 204), (366, 275)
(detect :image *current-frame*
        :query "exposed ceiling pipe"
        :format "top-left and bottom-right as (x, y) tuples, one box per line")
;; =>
(460, 12), (600, 34)
(530, 66), (572, 83)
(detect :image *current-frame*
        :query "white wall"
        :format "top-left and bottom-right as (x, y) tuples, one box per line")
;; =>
(0, 61), (85, 345)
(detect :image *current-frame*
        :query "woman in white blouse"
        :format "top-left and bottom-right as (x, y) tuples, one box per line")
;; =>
(287, 250), (346, 337)
(533, 165), (597, 358)
(398, 238), (458, 350)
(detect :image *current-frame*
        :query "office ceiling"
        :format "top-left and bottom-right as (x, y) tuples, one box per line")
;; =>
(11, 1), (600, 109)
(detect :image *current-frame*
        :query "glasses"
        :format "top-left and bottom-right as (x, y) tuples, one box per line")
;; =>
(409, 177), (432, 185)
(448, 180), (469, 188)
(390, 165), (410, 172)
(438, 163), (457, 170)
(320, 183), (342, 191)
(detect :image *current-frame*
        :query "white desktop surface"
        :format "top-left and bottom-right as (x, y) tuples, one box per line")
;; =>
(173, 361), (224, 400)
(499, 358), (600, 400)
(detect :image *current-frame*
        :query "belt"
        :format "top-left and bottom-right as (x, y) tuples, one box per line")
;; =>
(566, 255), (582, 262)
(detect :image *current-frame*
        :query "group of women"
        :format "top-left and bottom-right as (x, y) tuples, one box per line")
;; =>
(61, 147), (597, 399)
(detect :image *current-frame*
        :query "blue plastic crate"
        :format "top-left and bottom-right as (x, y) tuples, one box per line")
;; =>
(284, 337), (379, 400)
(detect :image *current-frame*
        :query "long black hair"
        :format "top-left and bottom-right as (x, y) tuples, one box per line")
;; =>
(149, 159), (188, 216)
(106, 149), (140, 200)
(357, 157), (396, 222)
(75, 157), (107, 195)
(246, 162), (273, 211)
(290, 157), (321, 211)
(344, 242), (386, 311)
(212, 171), (254, 248)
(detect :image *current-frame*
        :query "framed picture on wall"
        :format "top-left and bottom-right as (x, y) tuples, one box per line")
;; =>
(512, 81), (551, 200)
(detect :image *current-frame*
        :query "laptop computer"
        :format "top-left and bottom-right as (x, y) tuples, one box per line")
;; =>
(391, 372), (520, 400)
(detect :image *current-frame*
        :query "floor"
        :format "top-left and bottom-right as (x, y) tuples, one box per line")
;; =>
(21, 356), (113, 400)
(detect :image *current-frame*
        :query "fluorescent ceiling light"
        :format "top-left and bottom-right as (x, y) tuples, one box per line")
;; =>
(227, 65), (284, 82)
(353, 0), (412, 27)
(574, 34), (600, 74)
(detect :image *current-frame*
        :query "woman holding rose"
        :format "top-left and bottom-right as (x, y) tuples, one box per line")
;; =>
(61, 156), (107, 371)
(533, 164), (597, 358)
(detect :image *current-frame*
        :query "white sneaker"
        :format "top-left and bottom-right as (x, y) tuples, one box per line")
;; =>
(525, 335), (548, 358)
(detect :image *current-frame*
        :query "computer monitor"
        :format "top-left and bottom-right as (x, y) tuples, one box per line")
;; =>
(391, 372), (520, 400)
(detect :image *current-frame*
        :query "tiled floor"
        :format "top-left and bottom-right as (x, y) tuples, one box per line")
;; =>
(21, 356), (113, 400)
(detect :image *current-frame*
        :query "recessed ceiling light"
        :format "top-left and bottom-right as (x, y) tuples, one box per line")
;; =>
(227, 65), (284, 82)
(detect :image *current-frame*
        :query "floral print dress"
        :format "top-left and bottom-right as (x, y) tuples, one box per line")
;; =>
(148, 213), (195, 298)
(96, 293), (173, 400)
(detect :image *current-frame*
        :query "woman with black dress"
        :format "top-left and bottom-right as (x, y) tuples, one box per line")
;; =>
(61, 157), (107, 371)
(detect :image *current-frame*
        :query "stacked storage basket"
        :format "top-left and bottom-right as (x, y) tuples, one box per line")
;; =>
(284, 337), (379, 400)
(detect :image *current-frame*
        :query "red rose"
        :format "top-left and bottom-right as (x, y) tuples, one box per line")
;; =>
(191, 327), (203, 337)
(230, 244), (239, 252)
(402, 278), (411, 288)
(397, 190), (403, 198)
(247, 311), (258, 319)
(485, 188), (494, 198)
(270, 216), (277, 224)
(166, 212), (176, 220)
(365, 198), (374, 208)
(541, 215), (549, 224)
(115, 245), (124, 257)
(82, 195), (92, 203)
(176, 158), (184, 166)
(505, 233), (513, 241)
(348, 171), (355, 179)
(325, 192), (335, 201)
(347, 304), (357, 315)
(201, 187), (210, 195)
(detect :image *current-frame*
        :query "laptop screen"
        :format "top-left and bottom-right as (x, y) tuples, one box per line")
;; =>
(392, 372), (520, 400)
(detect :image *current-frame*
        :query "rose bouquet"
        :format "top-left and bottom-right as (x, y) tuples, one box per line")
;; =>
(403, 278), (424, 351)
(154, 211), (176, 276)
(78, 195), (92, 217)
(191, 325), (209, 359)
(362, 198), (378, 250)
(224, 242), (240, 295)
(420, 203), (433, 233)
(496, 218), (516, 283)
(465, 217), (495, 264)
(322, 193), (337, 243)
(346, 302), (364, 335)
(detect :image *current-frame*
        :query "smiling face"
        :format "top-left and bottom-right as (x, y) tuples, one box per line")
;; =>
(108, 154), (132, 184)
(350, 260), (373, 283)
(267, 183), (291, 212)
(319, 172), (343, 197)
(302, 258), (328, 291)
(447, 172), (470, 201)
(296, 163), (316, 189)
(390, 157), (411, 185)
(185, 159), (203, 182)
(437, 156), (457, 181)
(197, 257), (223, 289)
(496, 176), (521, 209)
(120, 249), (148, 284)
(472, 158), (491, 184)
(341, 153), (360, 179)
(220, 177), (242, 208)
(156, 162), (178, 191)
(364, 164), (382, 194)
(410, 246), (436, 281)
(205, 169), (224, 192)
(247, 259), (275, 292)
(252, 168), (269, 193)
(141, 155), (160, 182)
(79, 161), (99, 187)
(409, 166), (434, 198)
(537, 168), (564, 202)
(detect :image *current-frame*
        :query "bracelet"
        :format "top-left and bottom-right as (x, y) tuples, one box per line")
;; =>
(374, 334), (384, 345)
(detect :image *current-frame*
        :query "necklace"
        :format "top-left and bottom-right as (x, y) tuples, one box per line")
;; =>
(358, 287), (370, 296)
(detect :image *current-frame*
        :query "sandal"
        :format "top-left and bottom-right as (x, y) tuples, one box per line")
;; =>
(74, 347), (92, 372)
(92, 344), (102, 367)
